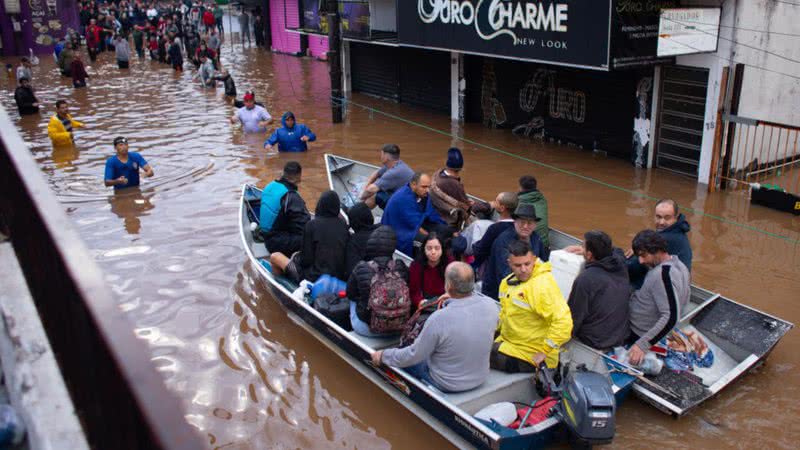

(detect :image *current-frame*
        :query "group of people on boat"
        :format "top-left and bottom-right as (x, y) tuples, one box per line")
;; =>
(257, 146), (695, 394)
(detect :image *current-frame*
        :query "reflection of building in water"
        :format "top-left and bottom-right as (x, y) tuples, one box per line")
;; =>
(108, 188), (155, 235)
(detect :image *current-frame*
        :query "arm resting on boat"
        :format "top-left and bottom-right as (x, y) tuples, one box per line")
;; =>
(381, 316), (440, 369)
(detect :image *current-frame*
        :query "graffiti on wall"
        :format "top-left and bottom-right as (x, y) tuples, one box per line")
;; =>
(511, 68), (587, 138)
(480, 61), (507, 129)
(632, 76), (653, 167)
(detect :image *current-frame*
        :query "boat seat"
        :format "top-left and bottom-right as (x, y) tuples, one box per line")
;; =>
(442, 370), (534, 412)
(251, 242), (269, 259)
(347, 331), (400, 350)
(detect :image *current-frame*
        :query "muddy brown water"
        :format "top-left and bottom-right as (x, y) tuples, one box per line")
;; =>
(2, 42), (799, 449)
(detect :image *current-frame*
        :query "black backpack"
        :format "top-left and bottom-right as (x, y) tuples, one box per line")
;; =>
(314, 293), (352, 331)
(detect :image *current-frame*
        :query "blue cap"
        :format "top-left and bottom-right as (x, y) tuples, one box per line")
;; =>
(446, 147), (464, 169)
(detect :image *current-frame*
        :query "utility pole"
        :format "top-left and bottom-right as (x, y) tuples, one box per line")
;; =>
(327, 0), (343, 123)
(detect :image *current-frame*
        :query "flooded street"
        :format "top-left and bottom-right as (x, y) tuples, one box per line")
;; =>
(2, 37), (799, 449)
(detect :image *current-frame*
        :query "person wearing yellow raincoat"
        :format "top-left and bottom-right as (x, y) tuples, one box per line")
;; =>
(47, 100), (84, 146)
(492, 239), (572, 371)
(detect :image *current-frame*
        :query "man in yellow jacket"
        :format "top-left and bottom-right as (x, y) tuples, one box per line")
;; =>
(47, 100), (84, 146)
(492, 239), (573, 372)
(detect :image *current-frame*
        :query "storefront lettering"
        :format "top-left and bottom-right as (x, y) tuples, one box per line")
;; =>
(549, 88), (586, 123)
(418, 0), (568, 44)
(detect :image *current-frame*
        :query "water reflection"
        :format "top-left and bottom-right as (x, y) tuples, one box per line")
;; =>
(108, 187), (154, 235)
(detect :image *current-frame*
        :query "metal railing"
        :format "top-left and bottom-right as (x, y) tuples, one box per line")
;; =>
(0, 108), (204, 449)
(718, 115), (800, 194)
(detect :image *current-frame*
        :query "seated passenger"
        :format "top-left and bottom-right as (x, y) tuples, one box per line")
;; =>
(626, 199), (693, 289)
(517, 175), (550, 249)
(482, 204), (549, 300)
(381, 172), (445, 256)
(471, 192), (518, 268)
(347, 226), (410, 337)
(429, 148), (472, 230)
(567, 231), (631, 350)
(626, 230), (691, 365)
(260, 161), (310, 256)
(271, 190), (349, 283)
(344, 202), (378, 279)
(263, 111), (316, 153)
(459, 201), (494, 256)
(372, 262), (499, 392)
(408, 233), (453, 310)
(360, 144), (414, 209)
(492, 241), (572, 372)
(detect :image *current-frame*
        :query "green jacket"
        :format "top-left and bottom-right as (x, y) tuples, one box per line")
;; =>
(518, 190), (550, 248)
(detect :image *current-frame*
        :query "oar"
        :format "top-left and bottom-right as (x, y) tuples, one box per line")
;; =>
(611, 367), (681, 399)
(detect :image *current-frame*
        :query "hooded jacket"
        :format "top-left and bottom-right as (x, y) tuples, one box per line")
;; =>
(517, 189), (550, 248)
(567, 250), (631, 349)
(47, 113), (85, 147)
(344, 202), (378, 278)
(627, 214), (693, 288)
(381, 184), (444, 256)
(263, 178), (310, 256)
(497, 261), (572, 369)
(264, 112), (316, 152)
(298, 191), (350, 282)
(347, 226), (409, 323)
(14, 85), (39, 115)
(482, 226), (549, 300)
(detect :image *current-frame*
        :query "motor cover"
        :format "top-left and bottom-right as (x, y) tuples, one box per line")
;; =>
(560, 369), (616, 445)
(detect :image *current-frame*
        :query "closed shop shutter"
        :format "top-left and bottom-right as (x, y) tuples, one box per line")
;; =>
(351, 42), (400, 101)
(655, 66), (709, 177)
(398, 48), (450, 113)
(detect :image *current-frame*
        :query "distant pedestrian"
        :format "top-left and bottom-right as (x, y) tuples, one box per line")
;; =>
(207, 29), (221, 55)
(70, 53), (89, 88)
(14, 77), (40, 115)
(132, 25), (145, 58)
(213, 3), (224, 32)
(148, 34), (159, 60)
(230, 92), (272, 133)
(238, 9), (250, 46)
(194, 54), (215, 87)
(214, 69), (237, 97)
(115, 34), (131, 69)
(15, 57), (32, 84)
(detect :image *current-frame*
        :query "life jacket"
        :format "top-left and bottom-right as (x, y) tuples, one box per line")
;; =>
(367, 260), (410, 334)
(259, 181), (289, 231)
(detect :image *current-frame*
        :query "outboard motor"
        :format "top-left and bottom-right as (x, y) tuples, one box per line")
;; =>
(538, 364), (616, 446)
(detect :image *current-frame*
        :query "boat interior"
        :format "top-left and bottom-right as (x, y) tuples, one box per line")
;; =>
(323, 154), (793, 416)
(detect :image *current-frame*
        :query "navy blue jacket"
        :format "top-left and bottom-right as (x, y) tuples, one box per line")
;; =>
(481, 227), (549, 300)
(471, 220), (514, 268)
(627, 214), (693, 289)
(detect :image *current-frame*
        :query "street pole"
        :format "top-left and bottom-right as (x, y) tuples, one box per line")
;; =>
(327, 1), (343, 123)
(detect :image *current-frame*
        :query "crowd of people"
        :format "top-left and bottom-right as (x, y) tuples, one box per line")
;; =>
(258, 145), (695, 393)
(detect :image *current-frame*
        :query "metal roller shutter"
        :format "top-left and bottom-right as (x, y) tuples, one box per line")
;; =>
(656, 66), (709, 177)
(351, 43), (400, 101)
(399, 48), (450, 113)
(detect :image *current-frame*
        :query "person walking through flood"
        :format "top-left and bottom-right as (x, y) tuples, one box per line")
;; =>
(230, 92), (272, 133)
(14, 77), (40, 115)
(15, 57), (32, 85)
(194, 54), (215, 87)
(132, 25), (146, 58)
(71, 53), (89, 88)
(214, 69), (237, 98)
(115, 34), (131, 69)
(167, 37), (183, 71)
(238, 8), (251, 46)
(48, 100), (84, 146)
(104, 137), (154, 190)
(263, 112), (316, 152)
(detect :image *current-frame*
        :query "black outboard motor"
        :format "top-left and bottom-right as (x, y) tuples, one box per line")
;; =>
(538, 364), (616, 446)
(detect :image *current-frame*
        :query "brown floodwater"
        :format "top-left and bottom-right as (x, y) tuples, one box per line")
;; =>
(2, 38), (799, 449)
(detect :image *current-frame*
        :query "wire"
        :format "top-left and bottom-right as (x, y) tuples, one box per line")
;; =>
(664, 20), (800, 38)
(772, 0), (800, 6)
(661, 35), (800, 82)
(661, 16), (800, 65)
(333, 95), (800, 245)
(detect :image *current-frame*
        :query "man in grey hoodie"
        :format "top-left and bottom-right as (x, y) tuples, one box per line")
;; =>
(626, 230), (690, 365)
(372, 262), (499, 393)
(115, 34), (131, 69)
(567, 230), (631, 350)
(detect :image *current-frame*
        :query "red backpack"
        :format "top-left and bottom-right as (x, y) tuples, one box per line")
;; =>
(367, 260), (410, 334)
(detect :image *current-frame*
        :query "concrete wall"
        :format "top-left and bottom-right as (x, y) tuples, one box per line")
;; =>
(676, 0), (800, 183)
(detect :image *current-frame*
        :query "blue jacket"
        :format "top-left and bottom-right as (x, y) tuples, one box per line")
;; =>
(381, 184), (444, 256)
(481, 227), (549, 300)
(264, 112), (316, 152)
(627, 214), (693, 289)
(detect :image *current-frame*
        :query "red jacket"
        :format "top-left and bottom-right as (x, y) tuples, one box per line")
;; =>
(203, 10), (215, 26)
(86, 25), (100, 48)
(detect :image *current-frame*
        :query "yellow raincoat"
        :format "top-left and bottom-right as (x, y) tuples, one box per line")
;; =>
(47, 114), (84, 146)
(496, 261), (573, 368)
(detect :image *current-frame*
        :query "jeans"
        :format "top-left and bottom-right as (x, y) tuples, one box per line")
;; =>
(404, 361), (449, 392)
(350, 302), (384, 338)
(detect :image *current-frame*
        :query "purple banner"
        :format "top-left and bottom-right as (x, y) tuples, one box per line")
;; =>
(339, 2), (369, 39)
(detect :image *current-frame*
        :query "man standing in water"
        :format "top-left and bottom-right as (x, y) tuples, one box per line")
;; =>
(263, 112), (316, 152)
(230, 92), (273, 133)
(47, 100), (84, 146)
(104, 137), (154, 189)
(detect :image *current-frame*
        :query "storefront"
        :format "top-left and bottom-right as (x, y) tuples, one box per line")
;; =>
(0, 0), (79, 56)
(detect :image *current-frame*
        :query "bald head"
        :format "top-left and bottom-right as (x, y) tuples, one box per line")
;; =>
(494, 192), (518, 218)
(445, 262), (475, 297)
